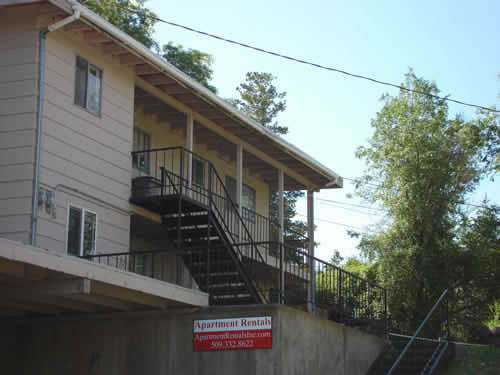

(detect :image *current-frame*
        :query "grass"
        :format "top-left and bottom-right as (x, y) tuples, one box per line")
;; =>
(444, 345), (500, 375)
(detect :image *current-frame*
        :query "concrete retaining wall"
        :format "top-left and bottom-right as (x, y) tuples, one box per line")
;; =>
(0, 305), (385, 375)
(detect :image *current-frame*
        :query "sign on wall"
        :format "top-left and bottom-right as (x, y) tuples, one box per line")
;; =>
(193, 316), (272, 351)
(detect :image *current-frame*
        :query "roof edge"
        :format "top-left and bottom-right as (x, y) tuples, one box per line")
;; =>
(59, 0), (342, 188)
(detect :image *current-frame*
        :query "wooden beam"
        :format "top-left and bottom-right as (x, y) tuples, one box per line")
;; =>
(203, 112), (229, 120)
(157, 113), (187, 123)
(142, 105), (179, 115)
(135, 77), (318, 189)
(102, 42), (129, 55)
(136, 64), (160, 75)
(170, 94), (203, 104)
(144, 74), (176, 85)
(121, 53), (144, 65)
(83, 31), (110, 44)
(159, 84), (189, 95)
(0, 278), (90, 300)
(188, 102), (215, 112)
(130, 203), (161, 224)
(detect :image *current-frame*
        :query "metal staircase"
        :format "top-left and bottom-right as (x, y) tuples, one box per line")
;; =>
(131, 146), (269, 305)
(367, 289), (452, 375)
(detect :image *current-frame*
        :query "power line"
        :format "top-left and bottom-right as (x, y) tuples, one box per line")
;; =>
(340, 177), (498, 212)
(296, 214), (382, 234)
(316, 198), (388, 213)
(318, 201), (386, 217)
(116, 5), (499, 114)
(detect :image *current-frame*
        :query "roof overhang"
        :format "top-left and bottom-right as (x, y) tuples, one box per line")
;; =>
(0, 238), (208, 317)
(2, 0), (343, 190)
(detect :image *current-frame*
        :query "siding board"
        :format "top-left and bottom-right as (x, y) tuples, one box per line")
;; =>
(41, 134), (132, 185)
(0, 147), (34, 165)
(0, 130), (35, 149)
(42, 117), (132, 171)
(0, 113), (37, 131)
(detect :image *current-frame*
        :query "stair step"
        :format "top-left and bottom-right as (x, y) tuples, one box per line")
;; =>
(211, 295), (256, 305)
(163, 214), (209, 228)
(188, 261), (238, 275)
(208, 273), (243, 284)
(209, 284), (250, 296)
(171, 227), (219, 240)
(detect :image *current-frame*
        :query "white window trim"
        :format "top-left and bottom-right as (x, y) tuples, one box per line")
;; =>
(65, 202), (98, 257)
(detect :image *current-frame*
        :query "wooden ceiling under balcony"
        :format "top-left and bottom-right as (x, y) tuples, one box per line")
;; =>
(56, 14), (341, 192)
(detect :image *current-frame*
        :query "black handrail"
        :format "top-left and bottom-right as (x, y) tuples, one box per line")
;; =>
(133, 146), (270, 303)
(387, 289), (449, 375)
(128, 146), (387, 330)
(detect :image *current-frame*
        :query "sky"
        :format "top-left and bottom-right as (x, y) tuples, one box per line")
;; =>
(147, 0), (499, 262)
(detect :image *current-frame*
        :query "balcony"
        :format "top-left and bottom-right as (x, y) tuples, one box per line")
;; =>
(83, 146), (386, 333)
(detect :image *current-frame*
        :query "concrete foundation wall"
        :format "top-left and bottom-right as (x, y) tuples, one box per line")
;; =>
(0, 305), (385, 375)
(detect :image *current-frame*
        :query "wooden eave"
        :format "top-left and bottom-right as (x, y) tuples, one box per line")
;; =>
(33, 0), (342, 191)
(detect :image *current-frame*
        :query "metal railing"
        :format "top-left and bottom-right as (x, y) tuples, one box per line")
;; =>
(81, 248), (196, 288)
(131, 146), (273, 303)
(84, 146), (388, 331)
(387, 289), (450, 375)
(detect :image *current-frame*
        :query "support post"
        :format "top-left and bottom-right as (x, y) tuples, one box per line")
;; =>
(278, 169), (284, 303)
(186, 113), (193, 196)
(307, 189), (315, 313)
(236, 144), (243, 240)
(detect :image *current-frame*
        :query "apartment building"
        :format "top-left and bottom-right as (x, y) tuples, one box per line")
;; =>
(0, 1), (388, 373)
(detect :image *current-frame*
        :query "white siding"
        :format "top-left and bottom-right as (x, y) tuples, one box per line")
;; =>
(35, 23), (135, 254)
(0, 8), (39, 243)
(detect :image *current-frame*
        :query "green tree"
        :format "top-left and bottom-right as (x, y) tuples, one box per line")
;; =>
(162, 43), (217, 93)
(80, 2), (218, 92)
(79, 0), (158, 49)
(233, 72), (306, 245)
(353, 69), (499, 340)
(233, 72), (288, 134)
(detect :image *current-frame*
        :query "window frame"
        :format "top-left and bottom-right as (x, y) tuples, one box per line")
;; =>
(225, 176), (257, 221)
(132, 128), (151, 173)
(74, 56), (103, 116)
(65, 203), (98, 257)
(192, 159), (205, 186)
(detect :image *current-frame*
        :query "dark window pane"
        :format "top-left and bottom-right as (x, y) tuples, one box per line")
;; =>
(132, 129), (151, 172)
(193, 159), (204, 186)
(67, 207), (82, 256)
(242, 184), (256, 221)
(87, 65), (102, 114)
(75, 57), (88, 108)
(82, 211), (97, 256)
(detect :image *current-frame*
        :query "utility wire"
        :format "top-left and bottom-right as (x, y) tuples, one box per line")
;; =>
(296, 214), (382, 234)
(318, 202), (386, 217)
(340, 177), (498, 211)
(316, 198), (387, 213)
(116, 5), (499, 114)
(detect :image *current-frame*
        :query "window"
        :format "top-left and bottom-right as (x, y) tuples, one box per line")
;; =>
(132, 128), (151, 172)
(192, 159), (205, 186)
(226, 176), (256, 221)
(75, 56), (102, 115)
(66, 205), (97, 257)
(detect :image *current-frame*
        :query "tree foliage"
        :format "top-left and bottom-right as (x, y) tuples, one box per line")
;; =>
(233, 73), (307, 243)
(162, 43), (217, 93)
(233, 72), (288, 135)
(79, 1), (218, 92)
(353, 69), (499, 340)
(79, 0), (158, 49)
